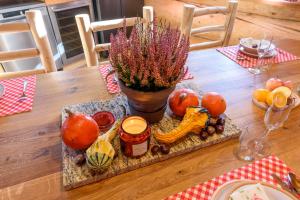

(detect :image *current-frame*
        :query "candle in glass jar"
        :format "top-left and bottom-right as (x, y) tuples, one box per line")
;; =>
(119, 116), (151, 157)
(122, 116), (147, 134)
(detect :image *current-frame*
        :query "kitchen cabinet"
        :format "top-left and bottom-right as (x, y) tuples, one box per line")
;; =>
(93, 0), (144, 44)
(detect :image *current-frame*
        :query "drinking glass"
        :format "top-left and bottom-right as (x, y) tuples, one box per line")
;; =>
(253, 98), (294, 157)
(235, 98), (294, 160)
(248, 35), (273, 75)
(235, 127), (255, 161)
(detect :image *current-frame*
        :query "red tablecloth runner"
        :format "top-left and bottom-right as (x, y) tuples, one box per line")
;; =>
(0, 75), (36, 117)
(217, 45), (299, 68)
(166, 156), (296, 200)
(99, 64), (194, 94)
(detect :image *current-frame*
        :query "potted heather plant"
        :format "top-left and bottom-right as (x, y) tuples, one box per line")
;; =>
(109, 20), (189, 123)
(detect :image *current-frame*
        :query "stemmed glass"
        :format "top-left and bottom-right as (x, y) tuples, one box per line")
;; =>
(235, 98), (294, 161)
(253, 97), (294, 157)
(248, 35), (274, 75)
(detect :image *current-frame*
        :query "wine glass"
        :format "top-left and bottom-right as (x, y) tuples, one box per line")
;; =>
(253, 97), (294, 158)
(235, 97), (294, 160)
(248, 34), (273, 75)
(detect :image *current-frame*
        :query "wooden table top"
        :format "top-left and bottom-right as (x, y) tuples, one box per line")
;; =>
(1, 39), (300, 200)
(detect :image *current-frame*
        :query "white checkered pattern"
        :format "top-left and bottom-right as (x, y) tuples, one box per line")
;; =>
(0, 75), (36, 117)
(166, 156), (298, 200)
(217, 46), (299, 68)
(98, 64), (194, 94)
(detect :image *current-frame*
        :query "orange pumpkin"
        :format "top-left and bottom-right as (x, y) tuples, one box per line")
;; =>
(61, 110), (99, 150)
(168, 88), (199, 117)
(201, 92), (226, 117)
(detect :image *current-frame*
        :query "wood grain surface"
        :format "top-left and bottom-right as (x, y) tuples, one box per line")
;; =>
(176, 0), (300, 21)
(146, 0), (300, 46)
(0, 39), (300, 200)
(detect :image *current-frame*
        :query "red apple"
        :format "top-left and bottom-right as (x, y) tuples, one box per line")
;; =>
(283, 80), (293, 90)
(265, 78), (283, 91)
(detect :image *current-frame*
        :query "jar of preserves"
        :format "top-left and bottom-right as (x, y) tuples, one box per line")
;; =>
(92, 111), (115, 133)
(119, 116), (151, 157)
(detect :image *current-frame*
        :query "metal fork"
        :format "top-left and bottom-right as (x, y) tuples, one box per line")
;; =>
(0, 83), (5, 98)
(19, 80), (28, 101)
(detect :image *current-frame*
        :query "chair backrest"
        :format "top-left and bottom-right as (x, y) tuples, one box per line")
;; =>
(181, 0), (238, 51)
(75, 6), (154, 68)
(0, 10), (57, 80)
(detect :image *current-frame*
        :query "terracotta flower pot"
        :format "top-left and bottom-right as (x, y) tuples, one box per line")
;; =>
(119, 81), (175, 123)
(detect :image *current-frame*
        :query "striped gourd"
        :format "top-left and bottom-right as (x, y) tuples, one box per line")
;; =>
(86, 120), (121, 172)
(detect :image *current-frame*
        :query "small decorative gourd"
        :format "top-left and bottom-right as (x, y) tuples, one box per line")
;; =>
(154, 107), (209, 144)
(86, 120), (121, 172)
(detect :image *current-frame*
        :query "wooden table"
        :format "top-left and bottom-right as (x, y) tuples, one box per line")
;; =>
(1, 39), (300, 200)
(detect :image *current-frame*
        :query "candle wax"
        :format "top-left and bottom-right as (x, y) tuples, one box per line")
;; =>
(122, 116), (147, 134)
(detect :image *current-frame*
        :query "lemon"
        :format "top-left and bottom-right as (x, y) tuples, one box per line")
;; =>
(266, 92), (274, 106)
(272, 91), (288, 108)
(253, 89), (270, 103)
(272, 86), (291, 98)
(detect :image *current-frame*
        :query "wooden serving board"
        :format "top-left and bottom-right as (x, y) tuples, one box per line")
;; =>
(61, 84), (241, 190)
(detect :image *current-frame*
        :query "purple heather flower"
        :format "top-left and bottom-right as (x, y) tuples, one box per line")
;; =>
(109, 18), (189, 90)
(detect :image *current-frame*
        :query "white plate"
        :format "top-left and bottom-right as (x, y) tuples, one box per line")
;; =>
(211, 180), (298, 200)
(0, 84), (4, 98)
(240, 38), (276, 54)
(239, 46), (277, 58)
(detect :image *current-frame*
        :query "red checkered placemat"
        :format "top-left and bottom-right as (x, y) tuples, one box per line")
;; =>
(217, 45), (299, 68)
(98, 64), (194, 94)
(0, 75), (36, 117)
(166, 156), (296, 200)
(99, 64), (121, 94)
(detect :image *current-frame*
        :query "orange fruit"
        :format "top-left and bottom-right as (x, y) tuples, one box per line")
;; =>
(253, 89), (270, 103)
(201, 92), (226, 117)
(272, 86), (292, 98)
(266, 92), (274, 106)
(266, 91), (288, 108)
(273, 91), (287, 108)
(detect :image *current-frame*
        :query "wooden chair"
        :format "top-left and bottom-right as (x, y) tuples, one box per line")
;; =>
(181, 0), (238, 51)
(0, 10), (57, 80)
(75, 6), (154, 68)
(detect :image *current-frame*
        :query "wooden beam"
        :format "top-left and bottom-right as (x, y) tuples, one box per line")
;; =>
(177, 0), (300, 21)
(191, 25), (225, 35)
(0, 48), (39, 62)
(95, 43), (111, 52)
(189, 40), (222, 50)
(99, 60), (111, 65)
(90, 17), (142, 32)
(0, 69), (45, 80)
(223, 0), (238, 46)
(143, 6), (154, 30)
(26, 10), (57, 73)
(194, 6), (228, 17)
(0, 22), (30, 33)
(75, 14), (98, 67)
(180, 4), (195, 37)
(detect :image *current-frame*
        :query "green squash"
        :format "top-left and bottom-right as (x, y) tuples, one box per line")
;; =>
(86, 120), (120, 172)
